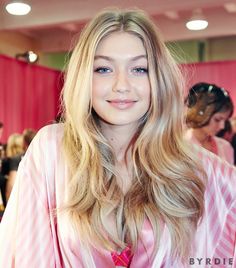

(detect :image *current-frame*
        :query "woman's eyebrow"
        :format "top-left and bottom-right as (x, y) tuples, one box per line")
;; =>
(94, 55), (114, 62)
(130, 55), (147, 62)
(94, 55), (147, 62)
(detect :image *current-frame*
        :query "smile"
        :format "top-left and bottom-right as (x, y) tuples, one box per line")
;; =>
(107, 99), (137, 109)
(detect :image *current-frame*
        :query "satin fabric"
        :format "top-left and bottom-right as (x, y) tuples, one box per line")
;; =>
(0, 124), (236, 267)
(185, 128), (234, 165)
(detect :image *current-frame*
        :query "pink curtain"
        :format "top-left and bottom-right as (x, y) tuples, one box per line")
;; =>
(182, 60), (236, 116)
(0, 55), (63, 143)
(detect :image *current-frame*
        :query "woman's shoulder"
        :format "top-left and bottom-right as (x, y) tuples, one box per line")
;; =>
(193, 143), (236, 207)
(214, 135), (233, 149)
(24, 123), (65, 164)
(191, 142), (235, 180)
(213, 136), (234, 164)
(36, 123), (64, 142)
(29, 123), (64, 150)
(19, 124), (66, 206)
(193, 146), (236, 264)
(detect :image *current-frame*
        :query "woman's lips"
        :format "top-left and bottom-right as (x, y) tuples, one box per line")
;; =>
(107, 99), (137, 109)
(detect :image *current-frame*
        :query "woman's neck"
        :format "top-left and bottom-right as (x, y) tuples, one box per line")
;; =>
(191, 128), (212, 145)
(100, 122), (138, 161)
(99, 121), (137, 194)
(191, 128), (217, 154)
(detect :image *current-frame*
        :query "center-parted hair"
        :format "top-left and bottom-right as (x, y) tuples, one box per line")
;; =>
(61, 9), (206, 265)
(186, 82), (234, 128)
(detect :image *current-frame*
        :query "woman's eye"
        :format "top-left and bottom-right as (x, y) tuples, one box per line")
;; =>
(94, 67), (112, 74)
(132, 67), (148, 74)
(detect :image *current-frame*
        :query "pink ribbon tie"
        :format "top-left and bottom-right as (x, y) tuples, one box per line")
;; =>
(111, 246), (133, 267)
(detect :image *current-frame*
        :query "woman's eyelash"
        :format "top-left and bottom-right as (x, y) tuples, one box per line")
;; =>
(94, 66), (148, 74)
(133, 67), (148, 73)
(94, 67), (111, 73)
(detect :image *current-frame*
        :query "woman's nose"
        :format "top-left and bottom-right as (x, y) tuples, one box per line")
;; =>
(112, 72), (130, 93)
(219, 120), (225, 130)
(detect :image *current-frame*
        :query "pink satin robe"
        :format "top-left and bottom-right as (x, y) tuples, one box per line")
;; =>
(0, 124), (236, 267)
(185, 128), (234, 165)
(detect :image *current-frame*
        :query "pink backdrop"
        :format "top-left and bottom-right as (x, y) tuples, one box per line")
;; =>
(0, 55), (236, 143)
(0, 55), (63, 143)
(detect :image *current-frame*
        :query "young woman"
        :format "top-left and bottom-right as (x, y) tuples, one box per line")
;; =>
(0, 9), (235, 268)
(185, 82), (234, 164)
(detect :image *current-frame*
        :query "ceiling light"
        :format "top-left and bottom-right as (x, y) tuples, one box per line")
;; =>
(16, 51), (39, 63)
(6, 1), (31, 16)
(186, 9), (208, 31)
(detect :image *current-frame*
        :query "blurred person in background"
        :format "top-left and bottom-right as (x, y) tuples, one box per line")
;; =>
(22, 128), (37, 152)
(1, 133), (24, 205)
(216, 119), (234, 142)
(231, 117), (236, 165)
(217, 120), (236, 165)
(5, 128), (36, 202)
(185, 82), (234, 164)
(230, 117), (236, 134)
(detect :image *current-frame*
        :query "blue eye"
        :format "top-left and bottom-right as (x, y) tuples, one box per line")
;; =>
(133, 67), (148, 74)
(94, 67), (112, 73)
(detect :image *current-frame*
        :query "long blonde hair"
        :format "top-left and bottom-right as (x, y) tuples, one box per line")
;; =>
(61, 8), (206, 263)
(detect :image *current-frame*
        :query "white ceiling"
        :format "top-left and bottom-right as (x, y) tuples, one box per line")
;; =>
(1, 0), (236, 52)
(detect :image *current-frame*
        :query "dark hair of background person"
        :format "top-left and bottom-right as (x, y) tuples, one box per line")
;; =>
(231, 135), (236, 165)
(22, 129), (36, 149)
(0, 122), (3, 128)
(216, 120), (232, 139)
(185, 82), (234, 128)
(52, 113), (64, 124)
(217, 120), (236, 165)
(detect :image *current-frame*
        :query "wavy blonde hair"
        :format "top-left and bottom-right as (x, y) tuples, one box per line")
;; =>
(6, 133), (24, 158)
(61, 9), (206, 264)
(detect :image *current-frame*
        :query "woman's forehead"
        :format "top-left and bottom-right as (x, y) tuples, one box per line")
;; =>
(213, 110), (231, 118)
(95, 32), (146, 57)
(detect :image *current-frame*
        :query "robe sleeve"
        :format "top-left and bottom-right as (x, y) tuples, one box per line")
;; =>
(195, 146), (236, 267)
(0, 127), (58, 268)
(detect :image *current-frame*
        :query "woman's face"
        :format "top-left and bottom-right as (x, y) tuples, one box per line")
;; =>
(92, 32), (150, 128)
(201, 110), (231, 136)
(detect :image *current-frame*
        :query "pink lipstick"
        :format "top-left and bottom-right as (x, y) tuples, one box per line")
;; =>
(107, 99), (137, 109)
